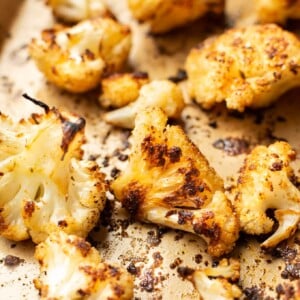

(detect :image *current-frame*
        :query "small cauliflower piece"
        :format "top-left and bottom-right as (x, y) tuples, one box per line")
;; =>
(47, 0), (111, 23)
(29, 18), (131, 93)
(0, 100), (106, 243)
(99, 72), (149, 108)
(111, 107), (239, 256)
(191, 259), (242, 300)
(255, 0), (300, 24)
(128, 0), (224, 34)
(34, 231), (134, 300)
(235, 141), (300, 248)
(186, 24), (300, 112)
(104, 80), (185, 129)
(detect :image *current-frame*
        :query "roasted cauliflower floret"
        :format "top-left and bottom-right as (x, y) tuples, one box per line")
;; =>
(34, 231), (134, 300)
(104, 80), (185, 129)
(255, 0), (300, 24)
(128, 0), (224, 34)
(235, 141), (300, 248)
(47, 0), (111, 23)
(190, 259), (242, 300)
(185, 24), (300, 112)
(111, 107), (239, 256)
(99, 72), (149, 108)
(29, 18), (131, 93)
(0, 99), (106, 243)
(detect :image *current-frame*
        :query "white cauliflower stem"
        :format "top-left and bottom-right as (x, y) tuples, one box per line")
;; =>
(111, 107), (239, 257)
(235, 141), (300, 248)
(0, 99), (106, 243)
(29, 18), (131, 93)
(34, 231), (134, 299)
(104, 80), (185, 129)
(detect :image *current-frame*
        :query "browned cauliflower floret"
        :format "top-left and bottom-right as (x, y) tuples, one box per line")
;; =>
(0, 98), (106, 243)
(104, 80), (185, 129)
(185, 24), (300, 112)
(111, 107), (239, 257)
(190, 259), (242, 300)
(127, 0), (224, 34)
(235, 141), (300, 248)
(29, 18), (131, 93)
(34, 231), (134, 300)
(99, 72), (149, 108)
(47, 0), (111, 23)
(255, 0), (300, 24)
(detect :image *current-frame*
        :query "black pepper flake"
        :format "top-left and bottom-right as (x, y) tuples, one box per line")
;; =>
(110, 167), (120, 178)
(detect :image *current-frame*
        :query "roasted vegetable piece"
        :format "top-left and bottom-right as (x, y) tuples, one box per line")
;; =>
(0, 100), (106, 243)
(127, 0), (224, 34)
(255, 0), (300, 24)
(111, 107), (239, 257)
(104, 80), (185, 129)
(191, 259), (242, 300)
(34, 231), (134, 300)
(235, 141), (300, 248)
(99, 72), (149, 108)
(47, 0), (111, 23)
(186, 24), (300, 111)
(29, 18), (131, 93)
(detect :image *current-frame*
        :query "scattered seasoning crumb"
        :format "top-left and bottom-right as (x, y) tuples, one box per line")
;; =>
(102, 156), (109, 167)
(127, 262), (138, 275)
(208, 120), (218, 128)
(139, 269), (155, 292)
(194, 254), (203, 264)
(10, 243), (16, 249)
(4, 255), (24, 267)
(152, 252), (163, 268)
(110, 167), (120, 178)
(243, 286), (264, 300)
(213, 137), (250, 156)
(170, 257), (183, 269)
(177, 266), (194, 279)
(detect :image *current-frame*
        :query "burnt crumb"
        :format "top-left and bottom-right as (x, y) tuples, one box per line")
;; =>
(174, 230), (185, 241)
(4, 255), (24, 267)
(113, 149), (129, 161)
(110, 167), (120, 179)
(281, 262), (300, 280)
(270, 161), (283, 171)
(10, 244), (16, 249)
(170, 257), (183, 269)
(168, 69), (187, 83)
(177, 210), (193, 225)
(276, 283), (295, 299)
(243, 286), (264, 300)
(139, 269), (155, 292)
(100, 200), (115, 230)
(146, 230), (162, 247)
(213, 137), (250, 156)
(88, 154), (100, 161)
(127, 262), (138, 275)
(194, 254), (203, 264)
(208, 120), (218, 128)
(102, 156), (109, 167)
(168, 146), (182, 163)
(273, 245), (297, 261)
(177, 266), (194, 279)
(153, 252), (163, 268)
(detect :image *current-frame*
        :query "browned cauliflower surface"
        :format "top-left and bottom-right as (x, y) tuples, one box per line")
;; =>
(29, 18), (131, 93)
(234, 141), (300, 248)
(111, 107), (239, 257)
(34, 231), (134, 300)
(127, 0), (224, 33)
(0, 100), (107, 243)
(186, 24), (300, 111)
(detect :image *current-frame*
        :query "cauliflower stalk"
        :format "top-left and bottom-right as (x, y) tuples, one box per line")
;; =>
(191, 259), (242, 300)
(104, 80), (185, 129)
(47, 0), (111, 23)
(29, 17), (131, 93)
(235, 141), (300, 248)
(0, 99), (106, 243)
(34, 231), (134, 300)
(111, 107), (239, 257)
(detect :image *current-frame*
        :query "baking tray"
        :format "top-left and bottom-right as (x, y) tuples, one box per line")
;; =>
(0, 0), (300, 299)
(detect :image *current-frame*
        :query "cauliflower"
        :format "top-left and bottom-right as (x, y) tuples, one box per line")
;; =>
(234, 141), (300, 248)
(104, 80), (185, 129)
(29, 18), (131, 93)
(111, 107), (239, 257)
(0, 98), (106, 243)
(34, 231), (134, 300)
(185, 24), (300, 112)
(127, 0), (224, 34)
(255, 0), (300, 24)
(47, 0), (111, 23)
(190, 259), (242, 300)
(99, 72), (149, 108)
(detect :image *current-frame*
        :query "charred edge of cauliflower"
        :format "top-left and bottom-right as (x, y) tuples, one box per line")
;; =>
(99, 72), (149, 109)
(104, 80), (185, 129)
(28, 17), (132, 93)
(127, 0), (224, 34)
(0, 102), (107, 243)
(47, 0), (113, 23)
(34, 231), (134, 300)
(185, 24), (300, 112)
(235, 141), (300, 248)
(190, 258), (242, 300)
(111, 107), (239, 257)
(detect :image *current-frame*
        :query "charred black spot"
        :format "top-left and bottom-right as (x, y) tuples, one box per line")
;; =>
(177, 266), (194, 278)
(168, 146), (182, 163)
(177, 210), (194, 225)
(122, 186), (144, 217)
(168, 69), (187, 83)
(141, 136), (167, 167)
